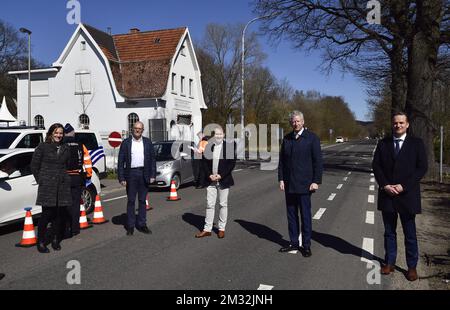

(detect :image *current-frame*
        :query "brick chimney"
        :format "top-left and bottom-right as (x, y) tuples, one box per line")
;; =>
(130, 28), (140, 34)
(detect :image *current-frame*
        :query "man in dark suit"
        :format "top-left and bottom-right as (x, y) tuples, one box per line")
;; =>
(118, 121), (156, 236)
(372, 112), (427, 282)
(278, 111), (323, 257)
(195, 126), (236, 239)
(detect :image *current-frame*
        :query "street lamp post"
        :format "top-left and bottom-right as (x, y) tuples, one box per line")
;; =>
(241, 15), (274, 154)
(20, 27), (32, 126)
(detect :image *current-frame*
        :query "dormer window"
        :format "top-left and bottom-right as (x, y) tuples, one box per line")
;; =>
(154, 38), (161, 44)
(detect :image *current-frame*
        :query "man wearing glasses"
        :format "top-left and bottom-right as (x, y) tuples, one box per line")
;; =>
(118, 121), (156, 236)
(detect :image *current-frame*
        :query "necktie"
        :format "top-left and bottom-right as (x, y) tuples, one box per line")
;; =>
(394, 139), (401, 157)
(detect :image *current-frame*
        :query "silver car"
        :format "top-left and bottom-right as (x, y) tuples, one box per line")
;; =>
(152, 140), (195, 190)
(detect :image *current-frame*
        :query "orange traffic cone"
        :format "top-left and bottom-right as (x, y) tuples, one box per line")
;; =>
(167, 180), (181, 201)
(16, 207), (37, 247)
(92, 195), (108, 224)
(79, 199), (93, 230)
(146, 194), (153, 211)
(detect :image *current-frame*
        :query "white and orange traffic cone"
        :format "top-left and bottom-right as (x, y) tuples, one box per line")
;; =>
(92, 195), (108, 224)
(167, 180), (181, 201)
(16, 207), (37, 248)
(146, 194), (153, 211)
(79, 199), (93, 230)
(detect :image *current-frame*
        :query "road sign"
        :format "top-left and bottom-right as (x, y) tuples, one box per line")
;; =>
(108, 131), (122, 148)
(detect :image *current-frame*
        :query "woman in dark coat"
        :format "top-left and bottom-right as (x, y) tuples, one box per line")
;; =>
(31, 123), (72, 253)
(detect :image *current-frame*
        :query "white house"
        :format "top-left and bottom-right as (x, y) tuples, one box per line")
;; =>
(9, 24), (207, 162)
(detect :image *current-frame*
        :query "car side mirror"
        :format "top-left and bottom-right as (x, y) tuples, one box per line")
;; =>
(0, 171), (9, 180)
(180, 152), (189, 159)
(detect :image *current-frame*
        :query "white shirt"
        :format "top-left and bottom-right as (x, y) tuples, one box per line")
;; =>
(131, 137), (145, 168)
(393, 133), (407, 150)
(212, 142), (223, 175)
(295, 128), (305, 140)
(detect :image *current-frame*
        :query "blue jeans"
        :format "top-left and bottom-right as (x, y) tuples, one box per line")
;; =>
(382, 211), (418, 268)
(126, 169), (148, 229)
(285, 193), (312, 248)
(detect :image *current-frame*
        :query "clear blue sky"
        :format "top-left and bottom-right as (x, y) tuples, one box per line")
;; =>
(2, 0), (371, 121)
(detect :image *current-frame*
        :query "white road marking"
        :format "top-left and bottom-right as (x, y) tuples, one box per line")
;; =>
(347, 172), (352, 175)
(368, 195), (375, 203)
(365, 211), (375, 224)
(313, 208), (327, 220)
(370, 177), (375, 183)
(257, 284), (274, 290)
(370, 173), (374, 176)
(369, 185), (375, 191)
(361, 238), (374, 264)
(103, 195), (127, 202)
(327, 193), (337, 201)
(288, 250), (298, 254)
(343, 177), (348, 181)
(336, 184), (343, 190)
(234, 169), (243, 172)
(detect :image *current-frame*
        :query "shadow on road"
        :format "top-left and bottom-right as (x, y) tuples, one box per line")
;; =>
(111, 213), (127, 231)
(182, 212), (206, 232)
(234, 219), (289, 248)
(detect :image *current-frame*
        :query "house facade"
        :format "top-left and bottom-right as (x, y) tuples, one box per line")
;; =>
(9, 24), (207, 150)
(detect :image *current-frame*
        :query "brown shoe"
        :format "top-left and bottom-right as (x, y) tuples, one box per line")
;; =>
(406, 268), (418, 281)
(195, 231), (211, 238)
(217, 230), (225, 239)
(380, 264), (395, 275)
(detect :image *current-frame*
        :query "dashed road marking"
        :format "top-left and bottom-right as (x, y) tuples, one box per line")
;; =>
(288, 250), (298, 254)
(257, 284), (274, 290)
(337, 184), (343, 190)
(343, 177), (348, 181)
(361, 238), (374, 264)
(370, 173), (374, 176)
(347, 172), (352, 175)
(368, 195), (375, 203)
(365, 211), (375, 224)
(370, 177), (375, 183)
(313, 208), (327, 220)
(369, 185), (375, 191)
(234, 169), (243, 172)
(327, 193), (337, 201)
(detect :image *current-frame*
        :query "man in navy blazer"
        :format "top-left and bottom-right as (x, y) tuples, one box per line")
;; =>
(372, 112), (427, 281)
(118, 121), (156, 236)
(278, 111), (323, 257)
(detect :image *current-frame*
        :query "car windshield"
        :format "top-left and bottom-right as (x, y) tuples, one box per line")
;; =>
(153, 143), (175, 161)
(0, 132), (20, 148)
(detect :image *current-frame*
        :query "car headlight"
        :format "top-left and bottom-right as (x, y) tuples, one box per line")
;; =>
(158, 162), (173, 170)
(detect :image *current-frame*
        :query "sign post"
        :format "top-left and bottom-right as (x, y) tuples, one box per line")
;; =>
(108, 132), (122, 175)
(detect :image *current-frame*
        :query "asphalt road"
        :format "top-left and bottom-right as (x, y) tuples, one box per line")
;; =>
(0, 139), (390, 290)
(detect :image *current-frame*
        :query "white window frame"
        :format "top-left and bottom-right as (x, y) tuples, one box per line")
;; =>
(189, 79), (194, 98)
(75, 71), (91, 95)
(180, 76), (185, 96)
(171, 73), (177, 94)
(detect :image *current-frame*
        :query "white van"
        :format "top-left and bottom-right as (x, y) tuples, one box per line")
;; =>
(0, 126), (107, 179)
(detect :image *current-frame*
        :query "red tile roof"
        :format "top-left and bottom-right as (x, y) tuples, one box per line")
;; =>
(84, 24), (186, 99)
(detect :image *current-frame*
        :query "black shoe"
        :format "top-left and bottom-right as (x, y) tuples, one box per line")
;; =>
(136, 226), (152, 234)
(0, 273), (4, 280)
(126, 228), (134, 236)
(279, 244), (300, 253)
(37, 242), (50, 254)
(301, 247), (312, 257)
(51, 239), (61, 251)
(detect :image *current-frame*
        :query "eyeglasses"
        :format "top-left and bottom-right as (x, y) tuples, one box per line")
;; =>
(133, 127), (143, 131)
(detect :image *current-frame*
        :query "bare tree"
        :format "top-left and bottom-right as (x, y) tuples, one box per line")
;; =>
(253, 0), (450, 179)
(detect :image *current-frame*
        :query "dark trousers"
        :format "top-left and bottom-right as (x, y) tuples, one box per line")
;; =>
(38, 206), (66, 242)
(382, 211), (418, 268)
(69, 185), (82, 234)
(192, 158), (202, 186)
(285, 193), (312, 248)
(126, 169), (148, 229)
